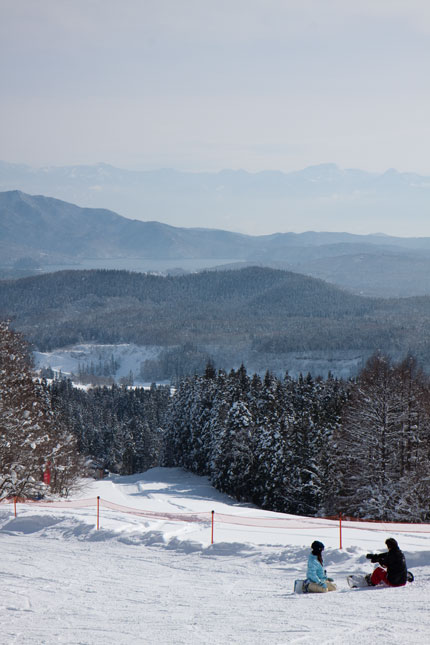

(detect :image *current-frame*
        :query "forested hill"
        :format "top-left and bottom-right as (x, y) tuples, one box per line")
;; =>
(0, 265), (368, 313)
(2, 266), (430, 376)
(0, 266), (369, 342)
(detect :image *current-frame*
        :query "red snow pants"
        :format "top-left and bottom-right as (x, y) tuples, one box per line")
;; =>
(370, 566), (389, 586)
(370, 567), (406, 587)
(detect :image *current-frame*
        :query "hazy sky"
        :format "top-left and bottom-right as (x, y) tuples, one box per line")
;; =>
(1, 0), (430, 175)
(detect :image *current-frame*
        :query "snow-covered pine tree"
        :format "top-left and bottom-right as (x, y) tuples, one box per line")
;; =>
(314, 373), (349, 516)
(276, 373), (319, 514)
(251, 371), (289, 510)
(185, 365), (219, 475)
(0, 321), (82, 498)
(44, 404), (84, 496)
(210, 367), (257, 500)
(163, 376), (196, 468)
(278, 373), (344, 516)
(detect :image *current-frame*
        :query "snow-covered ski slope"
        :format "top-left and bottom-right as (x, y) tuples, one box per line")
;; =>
(1, 468), (430, 645)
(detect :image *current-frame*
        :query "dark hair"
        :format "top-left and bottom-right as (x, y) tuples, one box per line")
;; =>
(385, 538), (398, 550)
(311, 540), (325, 564)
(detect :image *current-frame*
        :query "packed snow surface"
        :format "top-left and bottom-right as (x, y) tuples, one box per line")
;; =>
(1, 467), (430, 644)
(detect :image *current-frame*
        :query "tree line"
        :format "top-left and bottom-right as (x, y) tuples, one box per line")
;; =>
(164, 358), (430, 521)
(48, 356), (430, 521)
(2, 319), (430, 521)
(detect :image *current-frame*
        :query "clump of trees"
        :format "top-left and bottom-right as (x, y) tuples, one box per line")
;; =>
(164, 357), (430, 522)
(164, 364), (347, 516)
(0, 321), (84, 498)
(334, 354), (430, 520)
(48, 379), (170, 476)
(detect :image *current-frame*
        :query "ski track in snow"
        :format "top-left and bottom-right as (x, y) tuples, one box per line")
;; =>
(1, 467), (430, 645)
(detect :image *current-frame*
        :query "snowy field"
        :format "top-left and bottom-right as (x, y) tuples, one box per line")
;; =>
(34, 344), (162, 385)
(1, 468), (430, 645)
(34, 343), (365, 382)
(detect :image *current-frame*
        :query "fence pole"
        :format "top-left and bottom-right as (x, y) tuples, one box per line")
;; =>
(14, 496), (17, 518)
(97, 496), (100, 530)
(339, 512), (342, 550)
(211, 510), (215, 544)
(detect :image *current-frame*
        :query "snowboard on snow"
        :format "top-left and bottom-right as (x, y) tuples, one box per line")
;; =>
(347, 573), (371, 588)
(294, 579), (308, 594)
(347, 571), (414, 588)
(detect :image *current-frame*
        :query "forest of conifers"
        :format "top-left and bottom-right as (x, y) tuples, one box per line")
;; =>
(4, 267), (430, 378)
(49, 354), (430, 523)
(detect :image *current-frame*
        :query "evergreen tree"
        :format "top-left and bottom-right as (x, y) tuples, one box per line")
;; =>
(210, 368), (256, 499)
(252, 371), (288, 510)
(0, 321), (82, 498)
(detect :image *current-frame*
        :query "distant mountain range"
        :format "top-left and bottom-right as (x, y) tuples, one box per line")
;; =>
(3, 190), (430, 296)
(1, 160), (430, 237)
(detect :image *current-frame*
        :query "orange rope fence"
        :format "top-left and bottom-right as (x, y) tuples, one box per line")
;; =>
(2, 497), (430, 547)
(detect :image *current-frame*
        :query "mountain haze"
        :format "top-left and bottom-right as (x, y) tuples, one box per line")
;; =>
(1, 161), (430, 237)
(0, 189), (253, 262)
(2, 190), (430, 296)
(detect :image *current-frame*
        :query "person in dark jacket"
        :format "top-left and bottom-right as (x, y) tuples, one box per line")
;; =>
(366, 538), (408, 587)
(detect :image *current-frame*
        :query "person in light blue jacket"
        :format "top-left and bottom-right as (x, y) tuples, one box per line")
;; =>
(306, 541), (337, 592)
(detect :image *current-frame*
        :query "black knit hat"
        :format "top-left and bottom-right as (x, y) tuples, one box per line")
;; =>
(385, 538), (398, 550)
(311, 540), (325, 553)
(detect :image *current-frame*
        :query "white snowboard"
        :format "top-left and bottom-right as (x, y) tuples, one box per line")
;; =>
(294, 579), (308, 593)
(348, 571), (414, 588)
(347, 573), (370, 588)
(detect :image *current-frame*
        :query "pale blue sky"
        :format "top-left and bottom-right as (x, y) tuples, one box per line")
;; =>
(1, 0), (430, 175)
